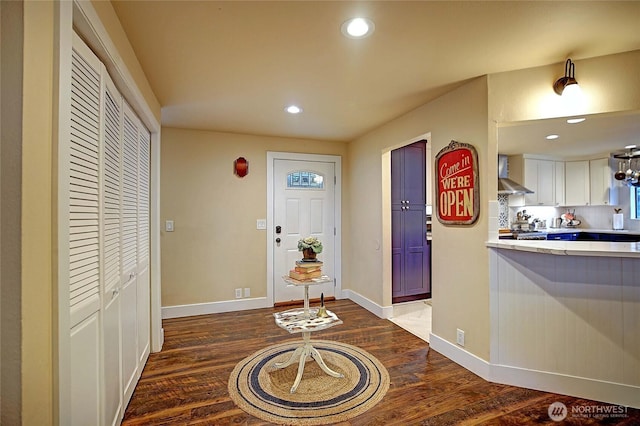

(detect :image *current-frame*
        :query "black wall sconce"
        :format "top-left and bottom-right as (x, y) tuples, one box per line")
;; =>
(553, 59), (579, 95)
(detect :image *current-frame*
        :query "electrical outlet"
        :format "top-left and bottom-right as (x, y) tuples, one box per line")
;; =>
(456, 328), (465, 347)
(235, 288), (242, 299)
(244, 287), (250, 297)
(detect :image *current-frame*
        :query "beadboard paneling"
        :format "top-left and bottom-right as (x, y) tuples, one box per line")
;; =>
(495, 249), (639, 387)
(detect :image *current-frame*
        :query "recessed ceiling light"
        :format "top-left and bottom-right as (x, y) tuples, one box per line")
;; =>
(285, 105), (302, 114)
(567, 117), (586, 124)
(546, 134), (559, 140)
(341, 17), (375, 39)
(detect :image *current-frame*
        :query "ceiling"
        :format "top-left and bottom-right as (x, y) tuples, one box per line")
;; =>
(111, 1), (640, 142)
(498, 110), (640, 158)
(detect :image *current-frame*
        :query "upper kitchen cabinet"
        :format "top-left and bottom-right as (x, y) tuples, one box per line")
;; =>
(564, 157), (618, 206)
(564, 160), (590, 205)
(508, 155), (561, 206)
(589, 157), (618, 205)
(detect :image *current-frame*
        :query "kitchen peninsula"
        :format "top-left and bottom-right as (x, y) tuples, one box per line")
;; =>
(486, 237), (640, 408)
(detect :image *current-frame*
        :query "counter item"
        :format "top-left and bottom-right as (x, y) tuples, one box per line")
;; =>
(561, 209), (581, 227)
(613, 213), (624, 230)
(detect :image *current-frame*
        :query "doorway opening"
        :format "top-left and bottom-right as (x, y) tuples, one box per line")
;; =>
(391, 140), (431, 304)
(384, 134), (433, 342)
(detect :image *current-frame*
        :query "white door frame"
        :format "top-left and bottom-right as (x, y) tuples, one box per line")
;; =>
(267, 152), (342, 306)
(382, 132), (432, 308)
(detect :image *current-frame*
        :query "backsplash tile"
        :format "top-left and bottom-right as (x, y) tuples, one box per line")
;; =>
(506, 203), (640, 232)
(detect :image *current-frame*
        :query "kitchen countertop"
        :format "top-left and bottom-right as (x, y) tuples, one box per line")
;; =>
(543, 227), (640, 234)
(486, 238), (640, 258)
(499, 228), (640, 237)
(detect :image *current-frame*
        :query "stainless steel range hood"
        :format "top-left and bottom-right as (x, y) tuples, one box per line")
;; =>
(498, 155), (533, 194)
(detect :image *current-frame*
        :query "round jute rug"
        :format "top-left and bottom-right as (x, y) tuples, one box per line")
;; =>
(228, 339), (389, 425)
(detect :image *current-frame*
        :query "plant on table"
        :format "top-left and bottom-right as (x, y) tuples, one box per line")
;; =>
(298, 236), (323, 259)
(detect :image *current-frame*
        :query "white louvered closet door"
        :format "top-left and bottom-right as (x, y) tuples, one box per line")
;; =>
(122, 105), (139, 282)
(69, 32), (102, 426)
(137, 126), (151, 366)
(121, 102), (140, 404)
(67, 31), (152, 426)
(102, 73), (123, 426)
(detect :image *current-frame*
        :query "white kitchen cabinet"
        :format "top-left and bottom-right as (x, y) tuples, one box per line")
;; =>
(509, 156), (558, 206)
(589, 157), (618, 205)
(564, 158), (617, 206)
(555, 161), (565, 206)
(564, 160), (590, 205)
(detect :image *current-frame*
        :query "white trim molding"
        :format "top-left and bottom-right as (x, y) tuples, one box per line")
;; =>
(429, 333), (491, 381)
(162, 298), (270, 319)
(430, 333), (640, 409)
(344, 290), (393, 319)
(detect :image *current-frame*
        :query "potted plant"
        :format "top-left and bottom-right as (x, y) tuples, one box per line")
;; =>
(297, 236), (323, 260)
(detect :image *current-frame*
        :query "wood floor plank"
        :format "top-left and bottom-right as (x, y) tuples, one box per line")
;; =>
(123, 299), (639, 425)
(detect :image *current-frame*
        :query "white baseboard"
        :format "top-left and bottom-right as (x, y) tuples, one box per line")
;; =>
(429, 333), (491, 380)
(162, 297), (269, 319)
(491, 364), (640, 409)
(343, 289), (393, 319)
(430, 333), (640, 409)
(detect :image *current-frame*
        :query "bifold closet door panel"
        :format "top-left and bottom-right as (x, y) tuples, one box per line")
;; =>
(103, 292), (122, 426)
(137, 126), (151, 363)
(102, 72), (124, 426)
(121, 102), (139, 283)
(70, 314), (101, 426)
(121, 102), (141, 405)
(121, 275), (139, 405)
(69, 32), (101, 328)
(103, 74), (122, 296)
(69, 32), (102, 425)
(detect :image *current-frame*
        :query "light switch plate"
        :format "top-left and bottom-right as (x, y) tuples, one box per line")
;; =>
(165, 220), (174, 232)
(256, 219), (267, 230)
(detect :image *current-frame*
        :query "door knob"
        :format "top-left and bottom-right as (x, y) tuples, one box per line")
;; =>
(275, 237), (281, 243)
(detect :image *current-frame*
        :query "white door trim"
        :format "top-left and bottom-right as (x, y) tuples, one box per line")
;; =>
(267, 152), (342, 306)
(381, 132), (432, 307)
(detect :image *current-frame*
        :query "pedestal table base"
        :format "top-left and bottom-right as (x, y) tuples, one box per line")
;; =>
(273, 331), (344, 393)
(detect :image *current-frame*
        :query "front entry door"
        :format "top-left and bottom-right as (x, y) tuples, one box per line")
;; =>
(273, 159), (336, 303)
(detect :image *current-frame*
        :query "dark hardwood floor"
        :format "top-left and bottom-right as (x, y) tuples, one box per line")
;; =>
(123, 299), (639, 425)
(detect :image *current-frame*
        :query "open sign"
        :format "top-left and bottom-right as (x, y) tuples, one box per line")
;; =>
(435, 140), (480, 225)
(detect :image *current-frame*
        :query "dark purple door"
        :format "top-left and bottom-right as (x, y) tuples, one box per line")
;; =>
(392, 141), (431, 301)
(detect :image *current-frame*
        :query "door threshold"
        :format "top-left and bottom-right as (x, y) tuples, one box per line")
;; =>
(392, 293), (431, 304)
(274, 295), (336, 308)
